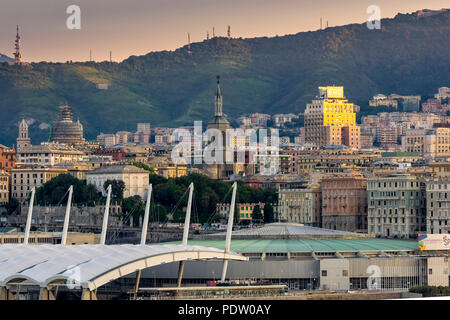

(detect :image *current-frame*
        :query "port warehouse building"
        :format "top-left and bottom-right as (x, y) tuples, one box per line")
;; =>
(126, 224), (449, 291)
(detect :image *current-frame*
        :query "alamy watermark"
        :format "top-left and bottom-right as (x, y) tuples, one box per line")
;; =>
(66, 5), (81, 30)
(367, 5), (381, 30)
(366, 265), (381, 290)
(65, 265), (82, 289)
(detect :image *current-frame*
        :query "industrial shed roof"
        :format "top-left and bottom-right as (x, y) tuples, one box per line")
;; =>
(165, 238), (418, 253)
(200, 223), (367, 240)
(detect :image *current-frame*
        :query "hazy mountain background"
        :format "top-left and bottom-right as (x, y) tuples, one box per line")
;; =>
(0, 54), (13, 63)
(0, 9), (449, 146)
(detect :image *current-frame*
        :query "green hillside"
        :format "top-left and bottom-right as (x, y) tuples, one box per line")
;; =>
(0, 9), (449, 146)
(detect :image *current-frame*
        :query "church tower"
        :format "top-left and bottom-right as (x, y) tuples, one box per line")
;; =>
(207, 76), (230, 132)
(205, 76), (233, 179)
(17, 119), (31, 151)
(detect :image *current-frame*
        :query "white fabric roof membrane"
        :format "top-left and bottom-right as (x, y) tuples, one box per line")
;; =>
(0, 244), (247, 290)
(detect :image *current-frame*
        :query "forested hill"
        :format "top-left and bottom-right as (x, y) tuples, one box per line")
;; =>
(0, 9), (449, 146)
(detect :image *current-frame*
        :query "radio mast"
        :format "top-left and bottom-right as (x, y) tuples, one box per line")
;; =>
(13, 25), (22, 64)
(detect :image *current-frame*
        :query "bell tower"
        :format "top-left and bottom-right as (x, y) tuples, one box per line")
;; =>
(17, 119), (31, 151)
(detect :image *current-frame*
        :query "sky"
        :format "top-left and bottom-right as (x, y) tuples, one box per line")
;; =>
(0, 0), (448, 62)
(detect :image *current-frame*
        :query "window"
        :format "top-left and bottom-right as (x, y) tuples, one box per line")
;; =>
(343, 270), (348, 277)
(321, 270), (327, 277)
(428, 268), (433, 275)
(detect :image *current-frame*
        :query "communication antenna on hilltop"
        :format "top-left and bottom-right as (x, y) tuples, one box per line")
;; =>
(213, 27), (215, 38)
(320, 17), (323, 29)
(187, 33), (192, 55)
(326, 20), (329, 28)
(14, 25), (22, 65)
(207, 31), (210, 40)
(89, 49), (92, 62)
(227, 25), (231, 38)
(109, 50), (112, 62)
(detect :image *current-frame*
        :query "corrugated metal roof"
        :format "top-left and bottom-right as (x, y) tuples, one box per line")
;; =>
(164, 238), (418, 253)
(201, 223), (365, 240)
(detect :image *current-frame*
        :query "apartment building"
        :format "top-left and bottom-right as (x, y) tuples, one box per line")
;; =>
(321, 172), (367, 232)
(367, 174), (426, 239)
(425, 178), (450, 234)
(11, 167), (68, 201)
(277, 183), (321, 226)
(0, 171), (9, 205)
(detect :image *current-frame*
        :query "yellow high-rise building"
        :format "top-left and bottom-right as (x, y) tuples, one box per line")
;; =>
(304, 86), (360, 148)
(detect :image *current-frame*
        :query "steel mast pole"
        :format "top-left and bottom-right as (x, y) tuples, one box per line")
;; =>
(23, 187), (36, 245)
(140, 184), (152, 245)
(61, 186), (73, 245)
(100, 184), (112, 245)
(177, 183), (194, 287)
(221, 181), (237, 281)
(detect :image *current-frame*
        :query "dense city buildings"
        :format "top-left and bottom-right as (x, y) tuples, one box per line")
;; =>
(93, 148), (125, 161)
(370, 94), (422, 112)
(249, 113), (271, 127)
(435, 87), (450, 101)
(401, 126), (450, 158)
(115, 131), (133, 145)
(2, 84), (450, 240)
(304, 86), (360, 148)
(154, 133), (174, 145)
(321, 172), (368, 232)
(376, 126), (400, 147)
(148, 156), (187, 178)
(1, 5), (450, 302)
(422, 98), (450, 114)
(16, 144), (85, 166)
(97, 133), (117, 147)
(272, 113), (298, 127)
(401, 96), (421, 112)
(369, 94), (399, 108)
(367, 174), (427, 239)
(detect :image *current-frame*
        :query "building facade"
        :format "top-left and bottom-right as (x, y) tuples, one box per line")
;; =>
(86, 165), (149, 198)
(277, 184), (321, 226)
(425, 178), (450, 234)
(401, 127), (450, 158)
(304, 86), (360, 149)
(11, 167), (68, 201)
(216, 202), (265, 222)
(0, 144), (15, 172)
(367, 174), (427, 239)
(321, 172), (367, 232)
(97, 133), (117, 147)
(0, 171), (9, 205)
(16, 144), (85, 166)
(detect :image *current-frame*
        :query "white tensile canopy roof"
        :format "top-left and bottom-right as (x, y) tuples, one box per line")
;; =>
(0, 244), (247, 291)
